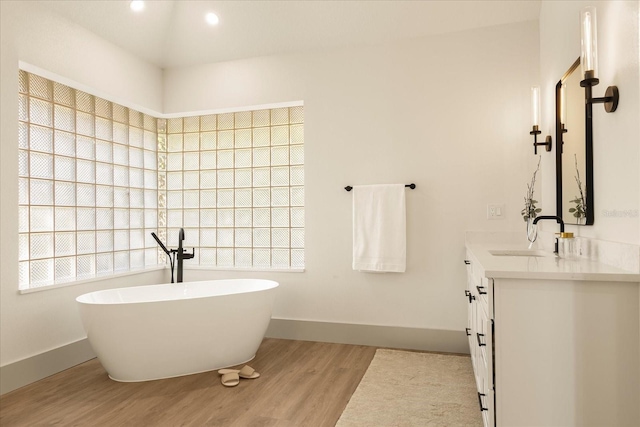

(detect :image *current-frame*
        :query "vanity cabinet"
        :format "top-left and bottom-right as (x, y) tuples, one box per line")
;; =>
(464, 248), (640, 427)
(464, 257), (494, 427)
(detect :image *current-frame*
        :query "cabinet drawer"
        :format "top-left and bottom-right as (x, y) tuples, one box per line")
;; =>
(476, 277), (490, 313)
(464, 253), (474, 274)
(475, 317), (492, 380)
(464, 253), (493, 319)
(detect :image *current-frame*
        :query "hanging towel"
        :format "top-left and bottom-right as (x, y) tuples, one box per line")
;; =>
(352, 184), (406, 273)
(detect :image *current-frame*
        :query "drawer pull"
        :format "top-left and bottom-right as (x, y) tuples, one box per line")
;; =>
(465, 327), (471, 336)
(477, 392), (488, 411)
(465, 290), (475, 303)
(476, 333), (486, 347)
(464, 260), (471, 265)
(476, 285), (487, 295)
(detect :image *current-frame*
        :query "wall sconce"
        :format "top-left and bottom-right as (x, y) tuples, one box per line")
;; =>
(579, 6), (619, 113)
(530, 86), (552, 154)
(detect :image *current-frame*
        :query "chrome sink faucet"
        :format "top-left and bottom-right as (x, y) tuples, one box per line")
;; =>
(532, 215), (565, 254)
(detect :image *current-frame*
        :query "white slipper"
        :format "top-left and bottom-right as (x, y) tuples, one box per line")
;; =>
(218, 365), (260, 379)
(220, 371), (240, 387)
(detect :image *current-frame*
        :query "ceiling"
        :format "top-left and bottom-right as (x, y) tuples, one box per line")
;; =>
(39, 0), (541, 69)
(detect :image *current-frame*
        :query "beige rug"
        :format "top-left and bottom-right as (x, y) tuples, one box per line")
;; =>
(335, 349), (483, 427)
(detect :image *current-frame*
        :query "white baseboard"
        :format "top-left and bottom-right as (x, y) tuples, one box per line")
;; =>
(0, 339), (96, 395)
(1, 321), (468, 395)
(266, 318), (469, 354)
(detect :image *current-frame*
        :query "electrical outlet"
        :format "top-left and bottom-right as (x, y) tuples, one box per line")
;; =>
(487, 203), (505, 220)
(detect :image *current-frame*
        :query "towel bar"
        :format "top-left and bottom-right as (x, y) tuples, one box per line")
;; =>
(344, 183), (416, 192)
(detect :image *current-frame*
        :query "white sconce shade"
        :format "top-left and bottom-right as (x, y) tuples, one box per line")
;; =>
(560, 83), (567, 125)
(531, 86), (541, 128)
(580, 6), (598, 80)
(578, 6), (619, 113)
(528, 86), (551, 153)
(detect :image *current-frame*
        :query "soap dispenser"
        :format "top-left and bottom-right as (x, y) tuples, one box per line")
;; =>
(557, 232), (575, 259)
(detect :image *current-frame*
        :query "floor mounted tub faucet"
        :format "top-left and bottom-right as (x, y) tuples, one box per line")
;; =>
(150, 229), (194, 283)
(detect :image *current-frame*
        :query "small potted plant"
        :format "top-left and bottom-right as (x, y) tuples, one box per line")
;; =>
(521, 156), (542, 223)
(521, 157), (542, 243)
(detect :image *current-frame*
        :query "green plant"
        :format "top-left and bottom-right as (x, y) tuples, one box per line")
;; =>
(521, 156), (542, 222)
(569, 195), (585, 220)
(569, 154), (586, 221)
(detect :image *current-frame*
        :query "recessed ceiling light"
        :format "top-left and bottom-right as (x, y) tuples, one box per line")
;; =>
(205, 12), (220, 26)
(130, 1), (145, 12)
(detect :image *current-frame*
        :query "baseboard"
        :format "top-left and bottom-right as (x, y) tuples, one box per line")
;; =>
(0, 339), (96, 395)
(1, 321), (467, 395)
(266, 318), (469, 354)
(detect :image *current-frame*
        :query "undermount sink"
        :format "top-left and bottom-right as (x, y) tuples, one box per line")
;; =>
(489, 249), (556, 258)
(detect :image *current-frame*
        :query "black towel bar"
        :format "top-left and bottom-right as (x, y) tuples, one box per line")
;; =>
(344, 183), (416, 192)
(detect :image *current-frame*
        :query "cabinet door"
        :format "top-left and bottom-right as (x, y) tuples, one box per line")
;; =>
(481, 388), (495, 427)
(477, 306), (491, 370)
(476, 343), (494, 427)
(464, 258), (476, 367)
(467, 287), (478, 383)
(485, 318), (494, 427)
(476, 292), (494, 427)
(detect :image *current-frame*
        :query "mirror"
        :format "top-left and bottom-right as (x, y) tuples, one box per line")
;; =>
(556, 58), (594, 225)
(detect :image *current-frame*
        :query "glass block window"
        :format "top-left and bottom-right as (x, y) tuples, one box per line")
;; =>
(18, 70), (158, 289)
(159, 106), (304, 269)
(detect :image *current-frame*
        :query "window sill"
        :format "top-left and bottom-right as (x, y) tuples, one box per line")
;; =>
(18, 264), (305, 294)
(18, 265), (166, 295)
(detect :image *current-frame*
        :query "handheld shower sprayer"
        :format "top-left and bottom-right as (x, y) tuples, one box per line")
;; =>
(151, 232), (177, 283)
(151, 232), (170, 256)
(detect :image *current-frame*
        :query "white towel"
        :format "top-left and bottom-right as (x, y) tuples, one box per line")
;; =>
(352, 184), (406, 273)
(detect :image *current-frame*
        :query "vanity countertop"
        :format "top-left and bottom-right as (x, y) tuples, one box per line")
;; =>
(466, 243), (640, 282)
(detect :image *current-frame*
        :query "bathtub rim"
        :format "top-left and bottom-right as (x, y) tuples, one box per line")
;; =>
(76, 278), (279, 306)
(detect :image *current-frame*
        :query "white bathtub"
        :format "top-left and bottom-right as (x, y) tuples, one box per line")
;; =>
(76, 279), (278, 382)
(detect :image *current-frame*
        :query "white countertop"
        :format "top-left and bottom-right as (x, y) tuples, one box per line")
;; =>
(466, 243), (640, 282)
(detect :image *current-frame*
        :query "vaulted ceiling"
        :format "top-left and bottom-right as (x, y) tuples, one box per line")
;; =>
(40, 0), (541, 69)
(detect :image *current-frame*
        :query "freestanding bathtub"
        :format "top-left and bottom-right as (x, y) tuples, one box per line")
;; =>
(76, 279), (278, 382)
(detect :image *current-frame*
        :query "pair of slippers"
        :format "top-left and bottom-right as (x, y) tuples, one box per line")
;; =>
(218, 365), (260, 387)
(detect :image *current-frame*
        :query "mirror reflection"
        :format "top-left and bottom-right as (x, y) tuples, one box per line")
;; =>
(556, 58), (593, 225)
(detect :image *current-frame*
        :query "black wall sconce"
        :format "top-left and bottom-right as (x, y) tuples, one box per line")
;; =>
(530, 86), (552, 154)
(579, 6), (619, 114)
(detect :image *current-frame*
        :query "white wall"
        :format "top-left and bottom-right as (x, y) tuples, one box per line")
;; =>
(0, 1), (165, 367)
(164, 22), (541, 330)
(2, 0), (637, 394)
(539, 0), (640, 245)
(540, 1), (640, 387)
(1, 1), (541, 371)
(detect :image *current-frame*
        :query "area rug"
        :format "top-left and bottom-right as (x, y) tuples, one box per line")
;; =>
(335, 349), (483, 426)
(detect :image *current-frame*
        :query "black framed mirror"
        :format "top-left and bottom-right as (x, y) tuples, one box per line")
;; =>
(556, 58), (594, 225)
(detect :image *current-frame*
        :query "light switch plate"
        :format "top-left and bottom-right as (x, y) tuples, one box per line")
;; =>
(487, 203), (505, 220)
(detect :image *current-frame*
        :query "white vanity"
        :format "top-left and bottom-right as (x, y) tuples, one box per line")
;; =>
(465, 243), (640, 427)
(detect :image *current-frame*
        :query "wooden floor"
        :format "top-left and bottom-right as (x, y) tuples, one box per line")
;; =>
(0, 339), (377, 427)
